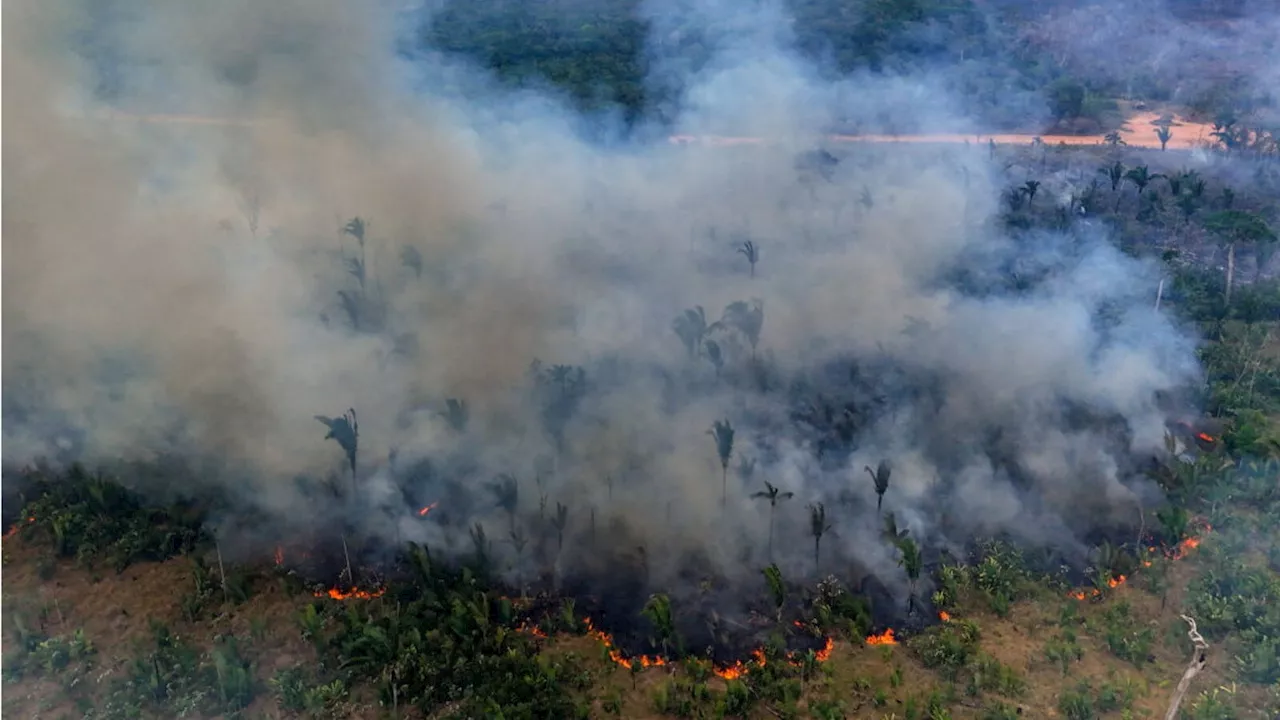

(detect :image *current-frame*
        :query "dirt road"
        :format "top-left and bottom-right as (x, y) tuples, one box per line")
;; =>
(106, 109), (1216, 151)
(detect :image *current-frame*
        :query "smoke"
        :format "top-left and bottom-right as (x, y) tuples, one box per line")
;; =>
(4, 0), (1202, 632)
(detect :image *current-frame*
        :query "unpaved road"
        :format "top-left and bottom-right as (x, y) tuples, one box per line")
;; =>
(107, 110), (1216, 151)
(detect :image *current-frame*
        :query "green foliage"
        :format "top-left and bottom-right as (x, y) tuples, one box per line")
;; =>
(271, 666), (349, 717)
(1044, 629), (1084, 676)
(2, 624), (95, 682)
(908, 619), (981, 676)
(966, 653), (1026, 698)
(12, 466), (205, 572)
(1093, 601), (1155, 666)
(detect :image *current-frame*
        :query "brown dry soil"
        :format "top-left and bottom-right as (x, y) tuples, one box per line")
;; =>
(0, 534), (1269, 720)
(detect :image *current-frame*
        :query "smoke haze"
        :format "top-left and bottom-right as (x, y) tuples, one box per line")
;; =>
(3, 0), (1207, 629)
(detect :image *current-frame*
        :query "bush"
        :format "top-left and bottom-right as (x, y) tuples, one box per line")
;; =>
(909, 619), (981, 676)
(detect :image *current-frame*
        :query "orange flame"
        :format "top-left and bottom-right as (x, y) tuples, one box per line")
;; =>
(583, 617), (668, 670)
(1068, 522), (1212, 599)
(417, 502), (439, 517)
(815, 636), (834, 662)
(1197, 433), (1215, 443)
(3, 516), (36, 541)
(938, 611), (951, 622)
(274, 547), (284, 566)
(1108, 575), (1126, 588)
(517, 622), (548, 638)
(315, 587), (386, 601)
(866, 628), (897, 645)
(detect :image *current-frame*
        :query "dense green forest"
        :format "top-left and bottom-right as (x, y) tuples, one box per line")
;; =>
(419, 0), (1261, 131)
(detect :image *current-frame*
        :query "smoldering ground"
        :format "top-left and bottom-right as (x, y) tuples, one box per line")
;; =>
(3, 0), (1203, 652)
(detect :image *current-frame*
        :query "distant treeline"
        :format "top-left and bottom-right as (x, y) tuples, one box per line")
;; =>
(419, 0), (1253, 131)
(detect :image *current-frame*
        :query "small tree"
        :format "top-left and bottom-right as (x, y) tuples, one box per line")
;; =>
(316, 409), (360, 496)
(751, 481), (795, 560)
(709, 419), (736, 506)
(1021, 180), (1041, 206)
(1156, 125), (1173, 152)
(897, 536), (923, 613)
(642, 593), (679, 656)
(865, 460), (892, 512)
(489, 474), (519, 534)
(704, 339), (724, 379)
(712, 299), (765, 360)
(762, 564), (786, 623)
(809, 502), (832, 572)
(738, 240), (760, 278)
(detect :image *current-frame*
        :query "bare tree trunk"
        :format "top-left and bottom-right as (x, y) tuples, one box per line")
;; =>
(341, 534), (354, 587)
(1164, 615), (1210, 720)
(216, 541), (229, 603)
(1225, 242), (1236, 306)
(1154, 278), (1165, 312)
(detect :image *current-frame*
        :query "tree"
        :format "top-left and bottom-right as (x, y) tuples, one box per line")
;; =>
(897, 536), (923, 613)
(1204, 210), (1277, 305)
(865, 459), (892, 512)
(737, 240), (760, 278)
(1124, 166), (1163, 210)
(641, 593), (679, 656)
(709, 419), (735, 506)
(316, 409), (360, 496)
(400, 245), (423, 278)
(712, 299), (765, 360)
(672, 306), (709, 359)
(1099, 161), (1125, 204)
(704, 339), (724, 378)
(551, 502), (569, 555)
(809, 502), (832, 572)
(1156, 125), (1173, 151)
(489, 474), (519, 534)
(1020, 180), (1040, 206)
(751, 481), (795, 560)
(762, 564), (786, 623)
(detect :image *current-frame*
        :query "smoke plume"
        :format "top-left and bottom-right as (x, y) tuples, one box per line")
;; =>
(3, 0), (1203, 635)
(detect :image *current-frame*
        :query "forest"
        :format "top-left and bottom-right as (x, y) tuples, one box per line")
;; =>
(5, 0), (1280, 718)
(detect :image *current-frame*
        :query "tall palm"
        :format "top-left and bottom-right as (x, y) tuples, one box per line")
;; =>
(642, 593), (678, 656)
(672, 306), (709, 359)
(489, 474), (519, 534)
(1156, 125), (1173, 151)
(1099, 161), (1125, 212)
(865, 459), (892, 512)
(551, 502), (570, 555)
(709, 419), (735, 506)
(751, 481), (795, 560)
(316, 409), (360, 496)
(737, 240), (760, 278)
(808, 503), (833, 572)
(897, 536), (923, 613)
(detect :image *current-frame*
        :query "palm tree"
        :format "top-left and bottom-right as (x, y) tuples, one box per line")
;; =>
(762, 564), (786, 622)
(1021, 180), (1040, 207)
(489, 474), (519, 534)
(704, 339), (724, 379)
(1156, 125), (1173, 151)
(897, 536), (923, 613)
(751, 481), (795, 560)
(315, 409), (360, 496)
(642, 593), (679, 655)
(712, 299), (765, 360)
(509, 525), (529, 593)
(738, 240), (760, 278)
(1124, 166), (1163, 208)
(809, 503), (832, 572)
(709, 419), (735, 506)
(672, 307), (709, 359)
(551, 502), (569, 555)
(1099, 161), (1125, 211)
(1204, 210), (1277, 305)
(865, 460), (892, 512)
